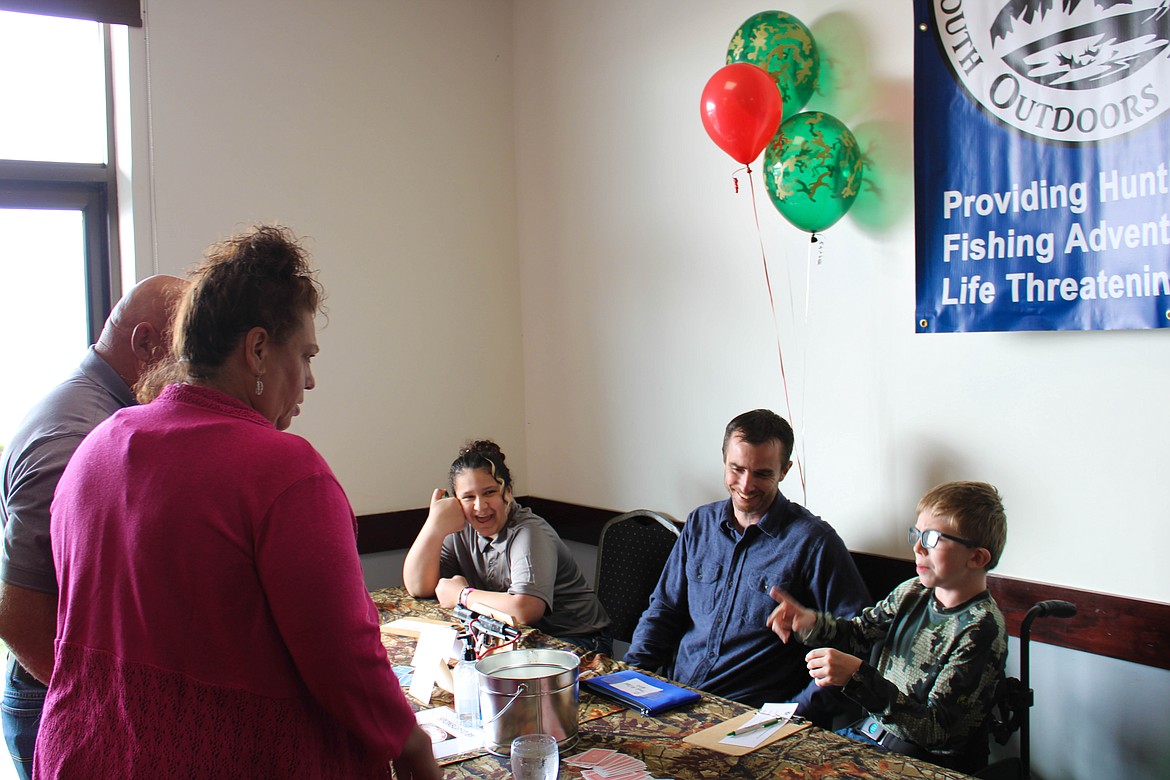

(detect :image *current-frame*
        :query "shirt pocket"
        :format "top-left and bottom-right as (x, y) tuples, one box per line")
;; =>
(685, 559), (724, 615)
(740, 569), (791, 626)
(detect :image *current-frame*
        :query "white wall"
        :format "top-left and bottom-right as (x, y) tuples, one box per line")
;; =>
(513, 0), (1169, 605)
(124, 2), (1169, 778)
(128, 0), (527, 513)
(511, 2), (1170, 779)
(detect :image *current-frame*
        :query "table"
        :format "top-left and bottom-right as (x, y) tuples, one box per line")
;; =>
(372, 588), (972, 780)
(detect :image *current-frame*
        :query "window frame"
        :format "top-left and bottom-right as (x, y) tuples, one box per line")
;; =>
(0, 22), (120, 343)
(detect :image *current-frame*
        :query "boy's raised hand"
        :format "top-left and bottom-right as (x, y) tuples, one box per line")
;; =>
(766, 586), (817, 642)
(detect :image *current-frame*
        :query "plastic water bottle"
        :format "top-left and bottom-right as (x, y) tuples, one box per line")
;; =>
(454, 639), (481, 728)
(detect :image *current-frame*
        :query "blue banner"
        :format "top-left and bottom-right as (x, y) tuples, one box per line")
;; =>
(914, 0), (1170, 332)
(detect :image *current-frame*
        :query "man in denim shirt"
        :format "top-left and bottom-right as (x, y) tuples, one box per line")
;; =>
(625, 409), (869, 726)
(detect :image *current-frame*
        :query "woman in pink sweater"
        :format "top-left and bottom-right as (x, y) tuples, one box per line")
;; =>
(37, 226), (438, 779)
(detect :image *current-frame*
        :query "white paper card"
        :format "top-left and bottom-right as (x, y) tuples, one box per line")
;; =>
(719, 702), (799, 748)
(611, 677), (664, 697)
(415, 706), (485, 759)
(409, 625), (457, 705)
(760, 702), (799, 719)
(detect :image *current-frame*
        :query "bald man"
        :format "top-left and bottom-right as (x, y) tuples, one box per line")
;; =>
(0, 275), (187, 779)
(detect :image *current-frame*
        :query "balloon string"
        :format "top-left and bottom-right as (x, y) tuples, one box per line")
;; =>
(797, 233), (822, 494)
(780, 227), (805, 503)
(746, 170), (806, 504)
(804, 234), (819, 314)
(732, 164), (750, 194)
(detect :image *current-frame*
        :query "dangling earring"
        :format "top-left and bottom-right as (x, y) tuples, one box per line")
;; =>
(255, 377), (264, 396)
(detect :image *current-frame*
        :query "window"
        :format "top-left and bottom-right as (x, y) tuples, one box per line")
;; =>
(0, 9), (119, 447)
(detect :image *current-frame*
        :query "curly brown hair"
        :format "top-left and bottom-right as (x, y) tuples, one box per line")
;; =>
(175, 225), (324, 381)
(448, 440), (512, 492)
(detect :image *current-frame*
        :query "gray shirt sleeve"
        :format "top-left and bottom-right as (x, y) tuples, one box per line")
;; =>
(502, 522), (557, 609)
(1, 434), (84, 594)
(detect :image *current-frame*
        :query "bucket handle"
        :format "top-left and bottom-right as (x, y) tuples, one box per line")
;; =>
(481, 682), (528, 727)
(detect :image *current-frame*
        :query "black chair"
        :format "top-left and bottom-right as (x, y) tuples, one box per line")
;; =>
(976, 599), (1078, 780)
(594, 510), (681, 644)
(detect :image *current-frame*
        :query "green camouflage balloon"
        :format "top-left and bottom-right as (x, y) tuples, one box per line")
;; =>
(727, 11), (819, 121)
(764, 111), (863, 233)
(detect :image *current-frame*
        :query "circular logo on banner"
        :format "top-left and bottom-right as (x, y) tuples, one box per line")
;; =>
(932, 0), (1170, 144)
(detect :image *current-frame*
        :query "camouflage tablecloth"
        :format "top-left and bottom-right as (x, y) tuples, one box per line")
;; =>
(371, 588), (972, 780)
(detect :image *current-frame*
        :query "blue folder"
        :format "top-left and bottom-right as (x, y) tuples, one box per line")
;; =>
(582, 669), (701, 715)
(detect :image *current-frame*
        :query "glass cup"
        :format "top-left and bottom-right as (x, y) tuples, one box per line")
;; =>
(510, 733), (559, 780)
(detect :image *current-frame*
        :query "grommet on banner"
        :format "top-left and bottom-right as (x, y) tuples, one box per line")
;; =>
(919, 318), (929, 329)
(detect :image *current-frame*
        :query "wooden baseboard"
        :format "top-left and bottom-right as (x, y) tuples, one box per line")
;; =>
(353, 496), (613, 554)
(357, 497), (1170, 671)
(356, 507), (428, 554)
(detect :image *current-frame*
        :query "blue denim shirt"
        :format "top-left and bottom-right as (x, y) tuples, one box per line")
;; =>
(625, 491), (870, 725)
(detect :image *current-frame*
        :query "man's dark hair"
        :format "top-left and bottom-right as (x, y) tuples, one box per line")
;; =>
(722, 409), (794, 464)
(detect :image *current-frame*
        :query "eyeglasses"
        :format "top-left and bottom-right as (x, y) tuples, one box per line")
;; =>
(908, 527), (979, 549)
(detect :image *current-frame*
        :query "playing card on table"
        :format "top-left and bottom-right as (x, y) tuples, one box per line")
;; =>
(566, 748), (617, 767)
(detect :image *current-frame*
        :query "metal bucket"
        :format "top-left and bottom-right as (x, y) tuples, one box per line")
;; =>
(475, 648), (580, 755)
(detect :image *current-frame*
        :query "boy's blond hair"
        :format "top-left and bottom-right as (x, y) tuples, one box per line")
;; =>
(917, 481), (1007, 570)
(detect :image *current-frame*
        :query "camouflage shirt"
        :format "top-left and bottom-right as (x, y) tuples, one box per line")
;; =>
(800, 577), (1006, 756)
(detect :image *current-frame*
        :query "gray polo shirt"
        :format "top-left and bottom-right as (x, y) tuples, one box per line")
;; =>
(439, 503), (609, 638)
(1, 349), (134, 594)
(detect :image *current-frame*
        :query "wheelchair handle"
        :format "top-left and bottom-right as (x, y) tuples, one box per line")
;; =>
(1032, 600), (1077, 619)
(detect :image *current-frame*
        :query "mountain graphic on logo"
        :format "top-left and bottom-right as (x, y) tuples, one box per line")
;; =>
(990, 0), (1169, 90)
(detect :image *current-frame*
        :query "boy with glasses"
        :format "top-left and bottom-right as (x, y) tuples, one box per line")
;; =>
(766, 481), (1007, 774)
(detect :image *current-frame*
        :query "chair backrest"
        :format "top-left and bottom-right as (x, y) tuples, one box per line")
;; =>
(594, 510), (681, 644)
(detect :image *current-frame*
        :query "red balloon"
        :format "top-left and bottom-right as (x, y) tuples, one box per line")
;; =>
(699, 63), (783, 165)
